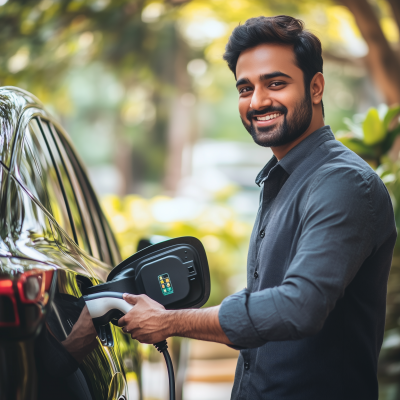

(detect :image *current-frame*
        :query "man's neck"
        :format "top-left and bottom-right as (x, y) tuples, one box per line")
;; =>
(271, 116), (325, 161)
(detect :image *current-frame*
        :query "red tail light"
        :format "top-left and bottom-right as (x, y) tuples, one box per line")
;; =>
(0, 280), (20, 327)
(0, 269), (54, 328)
(17, 270), (54, 304)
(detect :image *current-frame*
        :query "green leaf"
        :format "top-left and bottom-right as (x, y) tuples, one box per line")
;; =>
(363, 108), (386, 145)
(381, 125), (400, 154)
(336, 134), (376, 158)
(383, 106), (400, 131)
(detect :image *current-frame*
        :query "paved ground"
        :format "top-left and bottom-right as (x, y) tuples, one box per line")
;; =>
(127, 341), (237, 400)
(129, 375), (233, 400)
(183, 382), (233, 400)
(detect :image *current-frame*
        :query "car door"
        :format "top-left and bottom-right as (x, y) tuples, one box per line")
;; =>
(13, 115), (129, 400)
(40, 117), (134, 398)
(51, 122), (143, 399)
(39, 116), (144, 400)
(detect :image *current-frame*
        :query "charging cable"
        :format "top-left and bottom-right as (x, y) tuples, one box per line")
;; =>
(154, 340), (176, 400)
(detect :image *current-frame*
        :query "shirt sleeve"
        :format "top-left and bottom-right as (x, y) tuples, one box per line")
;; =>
(219, 168), (394, 348)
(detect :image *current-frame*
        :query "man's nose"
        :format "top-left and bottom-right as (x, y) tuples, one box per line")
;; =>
(250, 87), (272, 111)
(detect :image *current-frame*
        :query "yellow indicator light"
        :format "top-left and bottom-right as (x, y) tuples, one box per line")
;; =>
(160, 280), (164, 284)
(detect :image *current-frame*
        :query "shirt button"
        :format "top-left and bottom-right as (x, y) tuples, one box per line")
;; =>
(254, 271), (258, 279)
(260, 230), (265, 238)
(244, 362), (250, 370)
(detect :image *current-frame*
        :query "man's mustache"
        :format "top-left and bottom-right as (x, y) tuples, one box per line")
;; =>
(246, 106), (287, 121)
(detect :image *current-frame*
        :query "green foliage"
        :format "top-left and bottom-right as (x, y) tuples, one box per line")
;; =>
(338, 107), (400, 337)
(363, 108), (386, 145)
(0, 0), (196, 184)
(336, 105), (400, 166)
(378, 159), (400, 244)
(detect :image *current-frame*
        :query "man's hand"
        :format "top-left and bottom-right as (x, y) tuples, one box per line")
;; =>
(118, 294), (170, 344)
(118, 293), (233, 345)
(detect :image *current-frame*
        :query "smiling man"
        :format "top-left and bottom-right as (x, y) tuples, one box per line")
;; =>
(118, 16), (396, 399)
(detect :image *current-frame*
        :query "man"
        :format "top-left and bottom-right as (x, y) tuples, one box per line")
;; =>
(118, 15), (396, 399)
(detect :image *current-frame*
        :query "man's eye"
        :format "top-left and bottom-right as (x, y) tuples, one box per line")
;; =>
(239, 87), (252, 94)
(270, 81), (285, 88)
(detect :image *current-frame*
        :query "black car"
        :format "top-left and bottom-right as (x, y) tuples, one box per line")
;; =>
(0, 87), (142, 400)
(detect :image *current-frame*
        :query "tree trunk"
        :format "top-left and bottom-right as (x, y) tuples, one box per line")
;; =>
(163, 30), (193, 195)
(387, 0), (400, 35)
(337, 0), (400, 105)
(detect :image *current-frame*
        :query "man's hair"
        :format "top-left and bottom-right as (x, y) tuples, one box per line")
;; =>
(223, 15), (324, 116)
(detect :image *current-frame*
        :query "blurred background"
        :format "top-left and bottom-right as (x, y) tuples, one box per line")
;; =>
(1, 0), (400, 399)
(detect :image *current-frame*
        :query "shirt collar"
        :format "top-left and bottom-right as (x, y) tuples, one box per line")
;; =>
(255, 125), (335, 186)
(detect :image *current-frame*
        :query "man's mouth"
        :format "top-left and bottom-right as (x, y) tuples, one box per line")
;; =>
(255, 112), (283, 121)
(253, 112), (283, 126)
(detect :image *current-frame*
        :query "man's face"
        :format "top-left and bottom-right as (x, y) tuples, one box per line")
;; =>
(236, 43), (312, 148)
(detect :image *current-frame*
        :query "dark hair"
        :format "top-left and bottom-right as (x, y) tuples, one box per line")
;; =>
(223, 15), (324, 116)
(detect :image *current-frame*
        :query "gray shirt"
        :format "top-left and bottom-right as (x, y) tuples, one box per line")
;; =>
(218, 126), (396, 400)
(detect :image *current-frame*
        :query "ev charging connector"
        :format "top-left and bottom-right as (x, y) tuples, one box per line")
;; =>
(83, 236), (211, 400)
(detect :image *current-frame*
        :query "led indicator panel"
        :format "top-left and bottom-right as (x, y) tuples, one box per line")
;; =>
(158, 273), (174, 296)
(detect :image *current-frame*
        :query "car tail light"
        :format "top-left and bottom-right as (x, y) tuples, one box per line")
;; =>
(17, 270), (54, 304)
(0, 269), (54, 328)
(0, 280), (19, 327)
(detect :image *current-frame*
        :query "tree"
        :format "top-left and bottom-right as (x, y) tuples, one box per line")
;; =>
(0, 0), (195, 194)
(337, 0), (400, 105)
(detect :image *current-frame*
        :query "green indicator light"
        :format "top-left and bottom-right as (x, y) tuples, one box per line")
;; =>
(158, 273), (174, 296)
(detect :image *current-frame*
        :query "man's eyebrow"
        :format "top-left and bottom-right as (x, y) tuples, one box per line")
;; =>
(236, 77), (251, 88)
(236, 71), (292, 88)
(260, 71), (292, 80)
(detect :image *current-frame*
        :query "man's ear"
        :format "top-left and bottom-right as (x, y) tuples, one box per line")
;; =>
(311, 72), (324, 106)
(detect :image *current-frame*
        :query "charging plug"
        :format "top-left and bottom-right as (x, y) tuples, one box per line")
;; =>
(83, 292), (133, 326)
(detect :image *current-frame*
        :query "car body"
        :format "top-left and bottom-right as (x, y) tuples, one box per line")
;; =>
(0, 87), (142, 400)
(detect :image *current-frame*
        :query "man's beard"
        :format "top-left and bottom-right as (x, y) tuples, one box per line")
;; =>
(241, 90), (313, 148)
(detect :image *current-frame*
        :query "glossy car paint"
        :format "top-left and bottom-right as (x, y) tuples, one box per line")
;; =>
(0, 87), (141, 400)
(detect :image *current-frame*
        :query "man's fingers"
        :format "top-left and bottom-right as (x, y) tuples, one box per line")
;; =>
(118, 315), (126, 327)
(123, 293), (140, 305)
(118, 295), (141, 328)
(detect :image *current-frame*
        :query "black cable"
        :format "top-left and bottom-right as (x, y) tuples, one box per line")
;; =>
(154, 340), (176, 400)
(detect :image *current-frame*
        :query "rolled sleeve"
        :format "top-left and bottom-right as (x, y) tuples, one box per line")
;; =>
(219, 289), (265, 348)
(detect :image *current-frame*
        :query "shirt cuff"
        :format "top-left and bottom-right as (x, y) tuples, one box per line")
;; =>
(218, 289), (265, 348)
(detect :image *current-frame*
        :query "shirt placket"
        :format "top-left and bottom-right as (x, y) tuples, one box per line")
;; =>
(238, 167), (288, 400)
(237, 348), (255, 400)
(253, 166), (288, 284)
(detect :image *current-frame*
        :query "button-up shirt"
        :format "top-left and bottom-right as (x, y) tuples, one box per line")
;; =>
(218, 125), (397, 400)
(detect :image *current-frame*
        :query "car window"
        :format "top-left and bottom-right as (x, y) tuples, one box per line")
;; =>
(16, 130), (47, 205)
(49, 122), (102, 260)
(8, 172), (62, 261)
(57, 132), (121, 266)
(40, 120), (98, 258)
(79, 179), (111, 265)
(18, 119), (75, 240)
